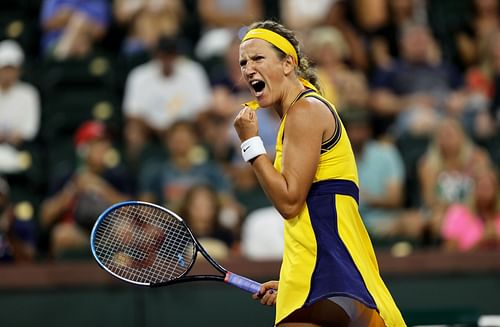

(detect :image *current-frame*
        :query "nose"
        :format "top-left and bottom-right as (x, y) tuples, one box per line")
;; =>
(243, 63), (256, 79)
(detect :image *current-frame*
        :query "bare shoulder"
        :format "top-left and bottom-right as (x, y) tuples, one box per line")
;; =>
(285, 96), (334, 133)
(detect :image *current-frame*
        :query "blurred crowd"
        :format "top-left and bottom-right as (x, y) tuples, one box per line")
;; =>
(0, 0), (499, 263)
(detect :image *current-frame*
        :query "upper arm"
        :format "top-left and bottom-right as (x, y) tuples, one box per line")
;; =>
(280, 99), (334, 206)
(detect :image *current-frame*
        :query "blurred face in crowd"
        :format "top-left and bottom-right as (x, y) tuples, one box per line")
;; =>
(166, 123), (197, 158)
(435, 119), (465, 157)
(157, 51), (177, 76)
(0, 66), (20, 89)
(86, 138), (112, 171)
(401, 25), (432, 63)
(345, 119), (371, 153)
(186, 186), (218, 236)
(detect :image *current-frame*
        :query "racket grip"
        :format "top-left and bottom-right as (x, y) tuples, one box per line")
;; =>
(224, 272), (261, 294)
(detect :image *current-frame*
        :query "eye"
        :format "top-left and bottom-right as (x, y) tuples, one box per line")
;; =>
(254, 55), (264, 61)
(239, 59), (247, 67)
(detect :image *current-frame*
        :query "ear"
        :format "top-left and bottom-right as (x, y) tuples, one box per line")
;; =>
(282, 55), (295, 75)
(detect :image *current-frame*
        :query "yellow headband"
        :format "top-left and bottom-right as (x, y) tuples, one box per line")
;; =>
(241, 28), (319, 110)
(242, 28), (298, 64)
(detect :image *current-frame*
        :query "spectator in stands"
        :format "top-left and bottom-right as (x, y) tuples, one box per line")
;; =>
(113, 0), (185, 56)
(455, 0), (500, 69)
(441, 166), (500, 251)
(138, 121), (233, 214)
(280, 0), (336, 33)
(418, 117), (492, 237)
(0, 177), (36, 262)
(195, 0), (263, 62)
(40, 0), (111, 59)
(305, 26), (369, 113)
(122, 35), (212, 166)
(179, 184), (234, 259)
(322, 0), (369, 70)
(210, 36), (252, 116)
(462, 29), (499, 138)
(240, 206), (283, 260)
(342, 109), (422, 240)
(197, 110), (239, 172)
(0, 40), (40, 174)
(368, 0), (425, 70)
(40, 121), (133, 258)
(371, 22), (463, 138)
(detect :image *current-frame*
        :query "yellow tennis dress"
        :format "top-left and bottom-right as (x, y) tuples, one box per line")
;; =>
(273, 89), (406, 326)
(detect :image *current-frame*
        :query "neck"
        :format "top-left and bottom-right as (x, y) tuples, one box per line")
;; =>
(274, 78), (306, 118)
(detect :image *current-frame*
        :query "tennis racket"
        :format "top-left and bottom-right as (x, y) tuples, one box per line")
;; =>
(90, 201), (262, 294)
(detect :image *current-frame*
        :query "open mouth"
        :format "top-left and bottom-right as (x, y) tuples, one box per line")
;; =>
(250, 80), (266, 96)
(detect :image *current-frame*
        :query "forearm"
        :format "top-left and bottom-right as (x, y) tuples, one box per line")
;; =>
(363, 183), (404, 208)
(99, 186), (129, 204)
(40, 190), (73, 226)
(364, 194), (401, 208)
(250, 155), (304, 219)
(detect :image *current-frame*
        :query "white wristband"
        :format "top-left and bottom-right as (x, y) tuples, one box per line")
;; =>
(241, 136), (266, 162)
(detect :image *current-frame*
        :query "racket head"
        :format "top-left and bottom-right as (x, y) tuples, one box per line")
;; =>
(91, 201), (197, 286)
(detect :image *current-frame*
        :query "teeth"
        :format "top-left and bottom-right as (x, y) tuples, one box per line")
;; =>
(251, 80), (259, 86)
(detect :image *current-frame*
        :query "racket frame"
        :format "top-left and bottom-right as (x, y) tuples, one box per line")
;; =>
(91, 201), (261, 294)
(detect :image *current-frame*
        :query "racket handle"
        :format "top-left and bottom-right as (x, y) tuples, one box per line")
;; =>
(224, 272), (261, 294)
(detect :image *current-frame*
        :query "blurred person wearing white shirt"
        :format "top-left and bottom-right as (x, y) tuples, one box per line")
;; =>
(122, 36), (212, 162)
(0, 40), (41, 173)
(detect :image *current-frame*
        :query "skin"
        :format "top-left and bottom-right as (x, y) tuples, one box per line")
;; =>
(234, 37), (349, 326)
(234, 38), (336, 219)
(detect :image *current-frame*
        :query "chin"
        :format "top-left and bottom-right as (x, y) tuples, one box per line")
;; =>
(255, 95), (272, 109)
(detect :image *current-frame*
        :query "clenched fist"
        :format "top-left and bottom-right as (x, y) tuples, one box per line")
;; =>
(234, 107), (260, 142)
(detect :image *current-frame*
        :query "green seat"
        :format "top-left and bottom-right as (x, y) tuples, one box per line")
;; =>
(0, 13), (41, 59)
(41, 89), (121, 141)
(3, 142), (47, 200)
(55, 247), (93, 262)
(403, 307), (479, 326)
(40, 52), (115, 95)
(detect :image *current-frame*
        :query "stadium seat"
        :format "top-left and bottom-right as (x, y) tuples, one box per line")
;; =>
(39, 53), (115, 95)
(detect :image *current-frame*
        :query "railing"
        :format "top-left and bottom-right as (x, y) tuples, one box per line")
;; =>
(1, 250), (500, 289)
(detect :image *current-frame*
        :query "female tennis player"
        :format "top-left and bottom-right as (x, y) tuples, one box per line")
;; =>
(234, 21), (406, 327)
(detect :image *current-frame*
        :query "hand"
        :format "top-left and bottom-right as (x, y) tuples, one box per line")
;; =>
(234, 107), (259, 142)
(252, 280), (278, 306)
(75, 171), (107, 194)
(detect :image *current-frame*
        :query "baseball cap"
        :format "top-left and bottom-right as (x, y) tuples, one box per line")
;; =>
(0, 40), (24, 68)
(74, 121), (107, 148)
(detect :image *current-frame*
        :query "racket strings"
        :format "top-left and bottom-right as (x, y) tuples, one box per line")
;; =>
(93, 204), (196, 284)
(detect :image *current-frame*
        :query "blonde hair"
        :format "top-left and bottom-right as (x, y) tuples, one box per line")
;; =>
(308, 26), (350, 61)
(425, 117), (474, 172)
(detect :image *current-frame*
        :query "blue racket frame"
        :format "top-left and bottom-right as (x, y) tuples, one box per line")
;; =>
(91, 201), (262, 294)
